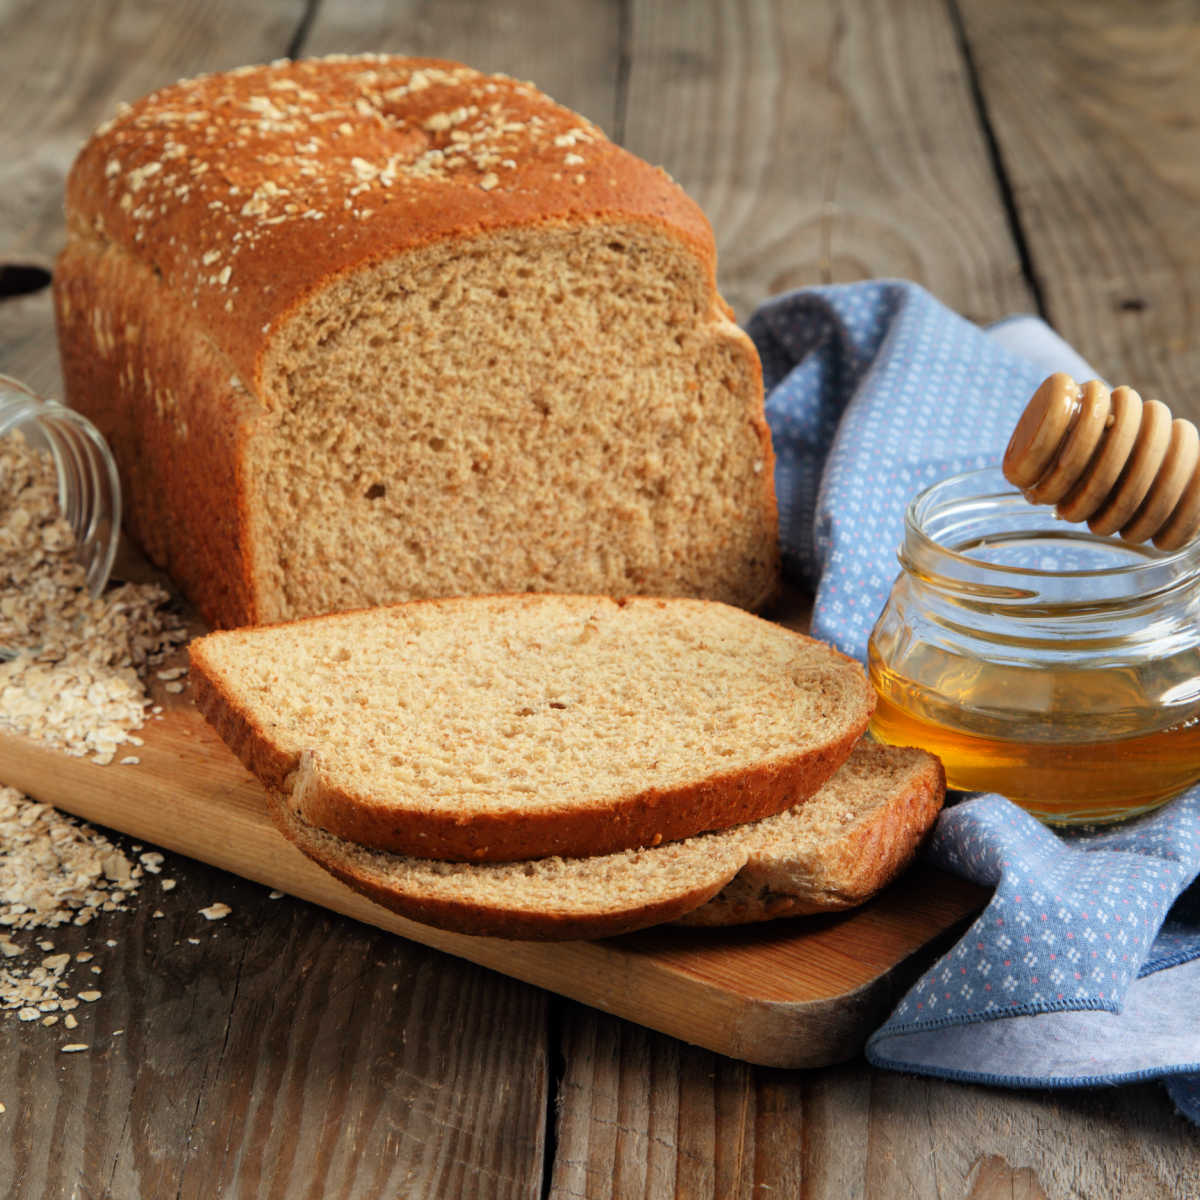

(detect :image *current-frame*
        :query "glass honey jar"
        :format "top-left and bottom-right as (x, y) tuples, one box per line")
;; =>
(867, 467), (1200, 824)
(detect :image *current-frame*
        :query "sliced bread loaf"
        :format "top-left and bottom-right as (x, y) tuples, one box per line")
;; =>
(267, 740), (945, 940)
(189, 594), (874, 862)
(56, 56), (778, 629)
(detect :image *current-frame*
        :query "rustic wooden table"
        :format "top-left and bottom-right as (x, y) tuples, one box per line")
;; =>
(2, 1), (1199, 1197)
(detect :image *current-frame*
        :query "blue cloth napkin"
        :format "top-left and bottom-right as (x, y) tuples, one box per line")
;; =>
(747, 280), (1200, 1124)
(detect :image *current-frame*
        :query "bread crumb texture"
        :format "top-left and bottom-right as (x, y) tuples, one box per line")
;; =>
(191, 595), (873, 861)
(57, 55), (778, 627)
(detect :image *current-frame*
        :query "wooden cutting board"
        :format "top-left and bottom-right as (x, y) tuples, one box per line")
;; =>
(0, 679), (984, 1069)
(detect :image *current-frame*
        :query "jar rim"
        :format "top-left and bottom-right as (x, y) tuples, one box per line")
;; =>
(904, 466), (1200, 594)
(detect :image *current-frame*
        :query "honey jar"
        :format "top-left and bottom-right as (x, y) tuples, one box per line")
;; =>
(867, 466), (1200, 824)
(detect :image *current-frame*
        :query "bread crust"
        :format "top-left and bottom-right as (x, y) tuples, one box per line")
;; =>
(54, 238), (265, 627)
(676, 746), (946, 926)
(267, 790), (740, 940)
(189, 594), (874, 862)
(260, 739), (944, 941)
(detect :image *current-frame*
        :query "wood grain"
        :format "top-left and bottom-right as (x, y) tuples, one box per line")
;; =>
(0, 699), (983, 1070)
(302, 0), (624, 135)
(957, 0), (1200, 415)
(549, 1033), (1200, 1200)
(620, 0), (1035, 323)
(0, 0), (308, 267)
(0, 860), (550, 1199)
(0, 0), (306, 397)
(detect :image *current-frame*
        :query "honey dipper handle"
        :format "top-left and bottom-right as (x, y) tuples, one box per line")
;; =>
(1002, 373), (1200, 551)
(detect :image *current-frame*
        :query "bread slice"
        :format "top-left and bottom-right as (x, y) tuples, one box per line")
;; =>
(55, 55), (779, 629)
(267, 740), (945, 940)
(189, 595), (874, 862)
(675, 740), (946, 926)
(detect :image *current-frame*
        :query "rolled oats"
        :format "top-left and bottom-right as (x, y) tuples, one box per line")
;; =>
(0, 431), (188, 763)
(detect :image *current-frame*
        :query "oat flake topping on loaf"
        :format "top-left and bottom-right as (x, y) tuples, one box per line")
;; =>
(62, 55), (715, 392)
(56, 56), (778, 628)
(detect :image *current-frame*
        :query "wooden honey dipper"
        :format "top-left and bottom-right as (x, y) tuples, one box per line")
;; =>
(1002, 373), (1200, 551)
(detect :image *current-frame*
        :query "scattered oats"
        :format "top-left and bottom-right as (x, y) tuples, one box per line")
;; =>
(64, 1013), (78, 1029)
(200, 250), (222, 266)
(17, 1007), (38, 1022)
(267, 890), (283, 900)
(42, 1015), (57, 1026)
(0, 432), (188, 760)
(163, 682), (185, 694)
(89, 966), (101, 974)
(199, 903), (231, 921)
(478, 173), (499, 191)
(60, 1043), (88, 1053)
(119, 756), (140, 766)
(0, 1102), (5, 1112)
(77, 990), (101, 1003)
(75, 951), (92, 962)
(564, 153), (584, 166)
(160, 879), (176, 892)
(186, 937), (200, 945)
(105, 940), (116, 948)
(155, 667), (186, 681)
(216, 266), (232, 286)
(152, 910), (164, 919)
(36, 940), (53, 952)
(112, 1028), (124, 1036)
(0, 790), (142, 931)
(139, 852), (164, 874)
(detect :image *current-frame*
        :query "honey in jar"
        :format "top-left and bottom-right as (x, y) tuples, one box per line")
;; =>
(867, 468), (1200, 824)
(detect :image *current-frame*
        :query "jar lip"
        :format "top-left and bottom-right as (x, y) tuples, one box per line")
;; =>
(905, 466), (1200, 583)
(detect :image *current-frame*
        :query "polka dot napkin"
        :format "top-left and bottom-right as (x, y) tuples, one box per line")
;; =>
(747, 281), (1200, 1125)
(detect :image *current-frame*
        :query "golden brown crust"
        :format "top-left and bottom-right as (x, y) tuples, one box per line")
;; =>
(262, 738), (942, 941)
(62, 55), (718, 403)
(676, 747), (946, 926)
(286, 730), (863, 862)
(266, 790), (737, 940)
(189, 594), (874, 863)
(54, 239), (266, 628)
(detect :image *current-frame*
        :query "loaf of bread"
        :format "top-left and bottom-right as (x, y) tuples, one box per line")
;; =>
(54, 55), (779, 629)
(189, 595), (875, 863)
(268, 739), (944, 940)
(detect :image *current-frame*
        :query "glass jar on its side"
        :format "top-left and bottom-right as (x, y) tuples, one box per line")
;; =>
(867, 467), (1200, 824)
(0, 373), (121, 596)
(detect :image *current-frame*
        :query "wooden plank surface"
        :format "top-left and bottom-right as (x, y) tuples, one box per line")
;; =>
(957, 0), (1200, 412)
(3, 0), (1200, 1197)
(620, 0), (1036, 323)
